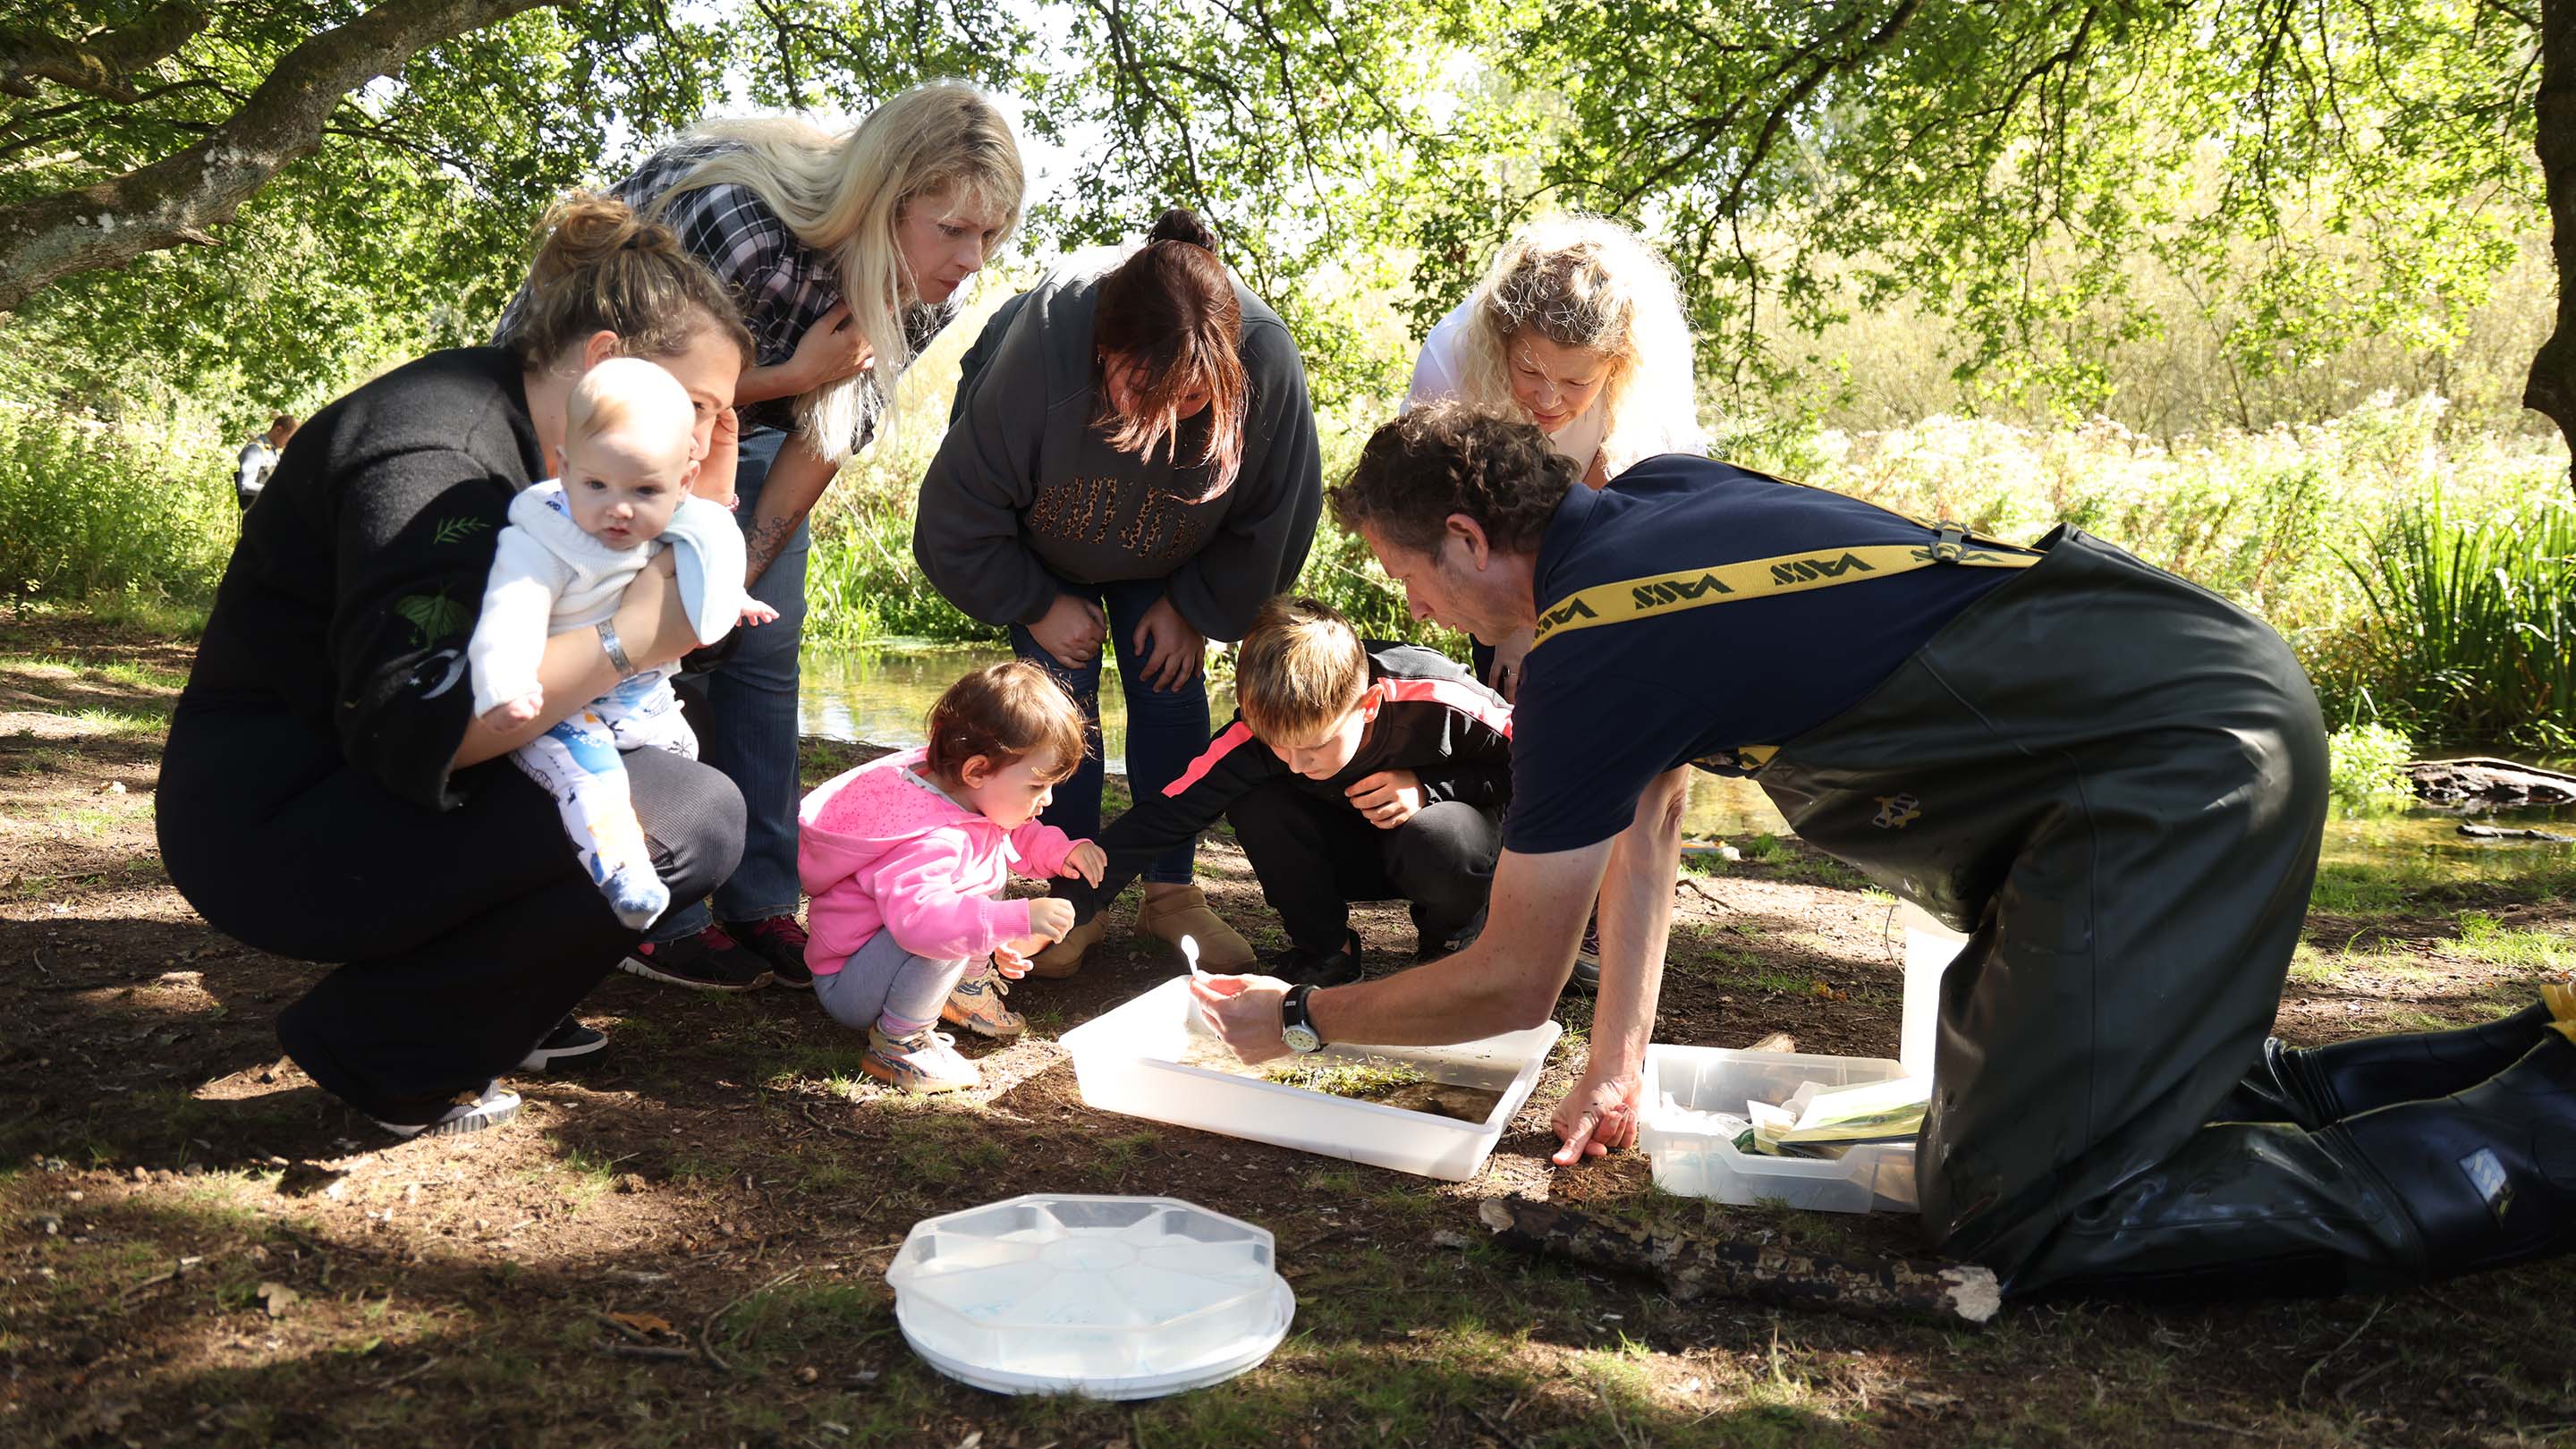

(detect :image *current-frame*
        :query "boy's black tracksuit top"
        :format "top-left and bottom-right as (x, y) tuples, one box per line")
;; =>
(1056, 641), (1514, 922)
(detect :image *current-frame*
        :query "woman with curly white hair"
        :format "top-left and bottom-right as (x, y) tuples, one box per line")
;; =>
(1405, 216), (1706, 495)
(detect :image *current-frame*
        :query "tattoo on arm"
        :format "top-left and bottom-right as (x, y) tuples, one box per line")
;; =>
(742, 513), (806, 589)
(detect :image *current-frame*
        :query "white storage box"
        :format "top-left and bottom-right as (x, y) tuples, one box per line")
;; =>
(886, 1194), (1292, 1399)
(1640, 1046), (1919, 1213)
(1059, 976), (1561, 1181)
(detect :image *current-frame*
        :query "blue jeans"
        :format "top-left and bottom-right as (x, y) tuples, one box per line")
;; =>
(1009, 576), (1208, 884)
(654, 426), (807, 941)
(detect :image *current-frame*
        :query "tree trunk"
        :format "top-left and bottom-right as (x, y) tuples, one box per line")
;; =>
(0, 0), (561, 315)
(2527, 0), (2576, 490)
(1476, 1197), (2003, 1326)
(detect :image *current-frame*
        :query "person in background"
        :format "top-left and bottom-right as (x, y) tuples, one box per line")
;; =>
(235, 413), (297, 513)
(157, 195), (752, 1136)
(497, 81), (1027, 995)
(1405, 216), (1705, 699)
(1046, 596), (1513, 986)
(911, 207), (1324, 979)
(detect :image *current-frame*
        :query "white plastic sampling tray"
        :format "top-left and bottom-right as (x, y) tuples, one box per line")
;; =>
(886, 1194), (1292, 1399)
(1640, 1045), (1919, 1214)
(1059, 975), (1561, 1181)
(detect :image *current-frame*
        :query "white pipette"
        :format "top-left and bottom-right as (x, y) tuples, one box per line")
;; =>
(1182, 933), (1206, 982)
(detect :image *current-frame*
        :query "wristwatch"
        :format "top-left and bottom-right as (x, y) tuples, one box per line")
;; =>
(1280, 984), (1324, 1055)
(596, 619), (640, 680)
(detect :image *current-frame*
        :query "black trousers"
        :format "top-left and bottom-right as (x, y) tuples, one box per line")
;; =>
(157, 706), (742, 1123)
(1753, 527), (2365, 1293)
(1224, 781), (1500, 955)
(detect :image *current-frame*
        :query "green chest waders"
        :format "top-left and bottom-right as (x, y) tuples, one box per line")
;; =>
(1538, 524), (2443, 1295)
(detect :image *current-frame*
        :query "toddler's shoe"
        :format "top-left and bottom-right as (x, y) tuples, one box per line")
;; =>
(863, 1025), (979, 1094)
(942, 970), (1025, 1038)
(1134, 886), (1255, 969)
(1028, 911), (1106, 979)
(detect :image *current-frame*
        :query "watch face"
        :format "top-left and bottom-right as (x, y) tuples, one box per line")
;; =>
(1282, 1023), (1322, 1055)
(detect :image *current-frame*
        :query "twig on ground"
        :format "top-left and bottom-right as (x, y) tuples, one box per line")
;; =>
(800, 1103), (873, 1140)
(2337, 1356), (2402, 1404)
(1462, 1399), (1530, 1449)
(1677, 877), (1733, 910)
(2300, 1296), (2388, 1402)
(591, 1310), (655, 1343)
(116, 1252), (216, 1301)
(604, 1343), (699, 1361)
(367, 1354), (444, 1387)
(2170, 1415), (2262, 1438)
(702, 1268), (802, 1372)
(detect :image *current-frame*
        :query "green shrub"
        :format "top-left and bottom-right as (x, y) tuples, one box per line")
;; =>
(0, 407), (235, 606)
(2338, 491), (2576, 751)
(2326, 723), (2417, 803)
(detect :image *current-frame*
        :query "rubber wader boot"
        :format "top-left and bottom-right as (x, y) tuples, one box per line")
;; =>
(2209, 1000), (2563, 1130)
(2326, 1030), (2576, 1277)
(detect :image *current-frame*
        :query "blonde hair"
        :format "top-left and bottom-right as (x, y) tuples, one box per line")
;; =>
(664, 82), (1025, 460)
(566, 357), (695, 463)
(1452, 216), (1704, 478)
(1235, 597), (1371, 744)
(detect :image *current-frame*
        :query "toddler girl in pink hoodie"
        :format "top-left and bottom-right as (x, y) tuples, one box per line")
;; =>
(799, 661), (1106, 1092)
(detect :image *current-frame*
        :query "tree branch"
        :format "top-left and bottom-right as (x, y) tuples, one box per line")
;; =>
(0, 0), (564, 313)
(0, 3), (208, 101)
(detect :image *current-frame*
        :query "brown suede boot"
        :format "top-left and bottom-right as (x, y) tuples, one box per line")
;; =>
(1028, 912), (1106, 979)
(1132, 885), (1255, 969)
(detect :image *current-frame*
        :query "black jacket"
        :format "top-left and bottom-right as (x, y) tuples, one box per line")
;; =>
(179, 347), (545, 811)
(1059, 642), (1513, 920)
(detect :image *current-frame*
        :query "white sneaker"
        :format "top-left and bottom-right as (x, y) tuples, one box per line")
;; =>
(374, 1081), (521, 1140)
(862, 1026), (979, 1094)
(941, 970), (1025, 1038)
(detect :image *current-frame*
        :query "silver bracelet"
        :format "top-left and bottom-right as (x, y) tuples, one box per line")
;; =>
(596, 620), (640, 679)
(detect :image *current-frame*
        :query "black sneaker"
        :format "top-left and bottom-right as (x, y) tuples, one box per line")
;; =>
(1264, 928), (1363, 988)
(1568, 915), (1601, 995)
(724, 913), (812, 989)
(518, 1017), (608, 1072)
(1415, 912), (1486, 963)
(373, 1081), (521, 1140)
(621, 924), (773, 992)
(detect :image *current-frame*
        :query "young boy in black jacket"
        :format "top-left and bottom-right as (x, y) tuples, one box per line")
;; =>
(1034, 596), (1513, 987)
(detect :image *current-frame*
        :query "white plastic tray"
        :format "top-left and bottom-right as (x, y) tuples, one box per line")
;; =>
(1059, 976), (1561, 1181)
(1640, 1046), (1919, 1214)
(886, 1194), (1292, 1398)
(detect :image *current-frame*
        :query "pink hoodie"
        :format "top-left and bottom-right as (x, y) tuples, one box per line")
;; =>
(798, 747), (1084, 973)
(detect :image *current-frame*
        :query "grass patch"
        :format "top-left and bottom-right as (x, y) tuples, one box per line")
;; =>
(2448, 911), (2576, 970)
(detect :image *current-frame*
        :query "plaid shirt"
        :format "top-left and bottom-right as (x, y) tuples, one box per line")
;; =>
(496, 142), (952, 448)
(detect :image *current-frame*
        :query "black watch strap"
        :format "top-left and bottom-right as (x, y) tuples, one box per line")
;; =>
(1281, 983), (1323, 1053)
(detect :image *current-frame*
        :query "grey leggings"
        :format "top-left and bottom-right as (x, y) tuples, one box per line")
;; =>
(814, 928), (966, 1036)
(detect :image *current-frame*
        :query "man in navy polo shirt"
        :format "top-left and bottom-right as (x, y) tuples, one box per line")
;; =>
(1197, 402), (2576, 1298)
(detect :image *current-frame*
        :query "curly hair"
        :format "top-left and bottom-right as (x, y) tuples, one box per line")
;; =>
(1329, 402), (1577, 557)
(925, 660), (1089, 784)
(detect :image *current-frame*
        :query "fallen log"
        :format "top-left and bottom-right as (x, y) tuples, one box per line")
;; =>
(1476, 1197), (2000, 1327)
(2410, 758), (2576, 807)
(2458, 822), (2576, 843)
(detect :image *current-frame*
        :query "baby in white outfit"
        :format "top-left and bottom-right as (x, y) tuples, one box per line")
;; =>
(465, 357), (774, 928)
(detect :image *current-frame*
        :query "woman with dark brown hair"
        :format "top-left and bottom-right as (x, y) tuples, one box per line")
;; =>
(156, 195), (753, 1138)
(912, 208), (1323, 976)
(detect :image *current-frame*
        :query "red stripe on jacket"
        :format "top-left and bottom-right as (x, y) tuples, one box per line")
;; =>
(1164, 720), (1259, 797)
(1373, 676), (1514, 740)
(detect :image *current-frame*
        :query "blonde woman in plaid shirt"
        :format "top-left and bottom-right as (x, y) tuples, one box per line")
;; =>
(503, 81), (1026, 992)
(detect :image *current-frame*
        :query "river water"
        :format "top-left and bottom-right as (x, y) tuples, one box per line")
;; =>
(799, 644), (2575, 879)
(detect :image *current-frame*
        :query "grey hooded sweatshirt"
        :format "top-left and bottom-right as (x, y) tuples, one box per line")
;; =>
(910, 245), (1323, 642)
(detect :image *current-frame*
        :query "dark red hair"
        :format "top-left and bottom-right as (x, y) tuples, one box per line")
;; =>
(1092, 208), (1249, 498)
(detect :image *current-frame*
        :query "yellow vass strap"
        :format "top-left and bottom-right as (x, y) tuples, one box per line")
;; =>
(1530, 526), (2041, 650)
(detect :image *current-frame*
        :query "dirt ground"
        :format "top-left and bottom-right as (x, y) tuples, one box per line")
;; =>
(3, 607), (2573, 1447)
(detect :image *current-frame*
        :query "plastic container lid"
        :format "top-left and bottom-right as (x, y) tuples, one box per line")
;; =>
(886, 1194), (1293, 1399)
